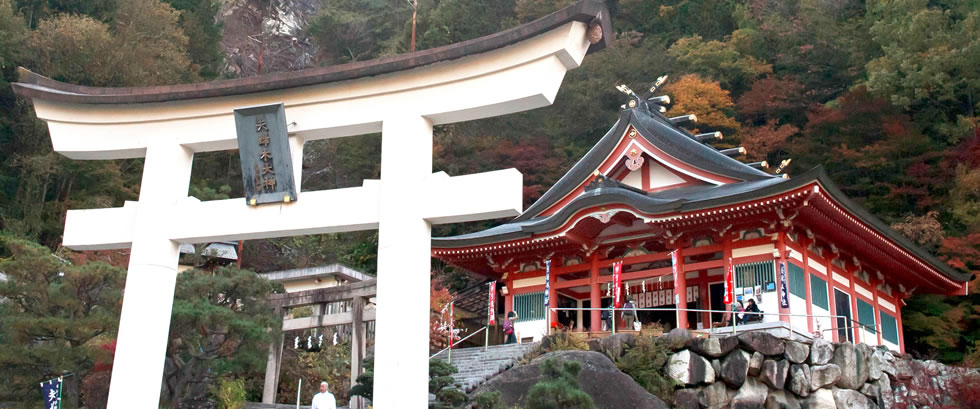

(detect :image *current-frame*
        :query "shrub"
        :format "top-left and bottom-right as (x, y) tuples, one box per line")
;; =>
(474, 391), (508, 409)
(349, 355), (374, 402)
(429, 359), (465, 409)
(544, 331), (589, 352)
(947, 371), (980, 409)
(615, 336), (676, 403)
(525, 358), (596, 409)
(213, 378), (246, 409)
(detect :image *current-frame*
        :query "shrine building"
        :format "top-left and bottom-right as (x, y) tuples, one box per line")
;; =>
(432, 83), (972, 353)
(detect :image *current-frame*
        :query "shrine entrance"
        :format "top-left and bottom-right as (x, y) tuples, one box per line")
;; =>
(11, 2), (611, 408)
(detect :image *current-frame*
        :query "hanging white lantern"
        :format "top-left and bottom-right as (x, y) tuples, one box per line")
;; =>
(642, 280), (646, 292)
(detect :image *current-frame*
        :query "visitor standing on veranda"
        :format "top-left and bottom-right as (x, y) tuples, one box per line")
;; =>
(312, 381), (336, 409)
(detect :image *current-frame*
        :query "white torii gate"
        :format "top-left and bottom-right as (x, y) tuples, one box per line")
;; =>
(12, 3), (609, 408)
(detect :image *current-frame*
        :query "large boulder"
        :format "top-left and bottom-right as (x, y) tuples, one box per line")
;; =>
(739, 331), (786, 356)
(699, 381), (734, 409)
(869, 349), (896, 381)
(802, 388), (836, 409)
(732, 377), (769, 409)
(833, 387), (876, 409)
(893, 357), (913, 380)
(748, 351), (765, 377)
(809, 338), (834, 365)
(831, 342), (868, 389)
(668, 350), (715, 386)
(876, 374), (894, 408)
(721, 349), (751, 388)
(673, 388), (700, 409)
(598, 333), (637, 359)
(689, 336), (740, 358)
(471, 350), (668, 409)
(785, 341), (810, 364)
(810, 364), (841, 391)
(663, 328), (693, 351)
(859, 383), (879, 405)
(765, 390), (802, 409)
(788, 364), (811, 398)
(760, 359), (790, 390)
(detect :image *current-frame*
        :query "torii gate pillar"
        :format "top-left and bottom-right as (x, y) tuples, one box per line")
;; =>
(11, 3), (610, 408)
(374, 115), (434, 406)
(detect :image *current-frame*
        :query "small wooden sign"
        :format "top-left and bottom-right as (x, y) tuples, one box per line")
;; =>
(234, 103), (298, 205)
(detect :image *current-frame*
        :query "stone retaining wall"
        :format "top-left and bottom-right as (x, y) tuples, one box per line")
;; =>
(659, 329), (976, 409)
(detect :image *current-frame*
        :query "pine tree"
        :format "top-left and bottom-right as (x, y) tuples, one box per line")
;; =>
(0, 236), (125, 405)
(525, 358), (596, 409)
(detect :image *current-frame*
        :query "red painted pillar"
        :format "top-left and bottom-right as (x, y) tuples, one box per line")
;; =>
(896, 298), (906, 354)
(589, 254), (601, 332)
(674, 247), (689, 330)
(776, 232), (791, 323)
(549, 279), (558, 328)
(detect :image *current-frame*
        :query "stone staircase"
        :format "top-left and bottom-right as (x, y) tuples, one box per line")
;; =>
(431, 342), (537, 393)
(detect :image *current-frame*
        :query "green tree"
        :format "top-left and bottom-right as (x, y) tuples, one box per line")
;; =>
(865, 0), (980, 143)
(525, 358), (595, 409)
(277, 341), (352, 406)
(429, 359), (466, 409)
(308, 0), (408, 65)
(616, 0), (738, 44)
(349, 355), (374, 402)
(0, 236), (125, 406)
(164, 0), (225, 79)
(666, 34), (771, 95)
(162, 266), (283, 408)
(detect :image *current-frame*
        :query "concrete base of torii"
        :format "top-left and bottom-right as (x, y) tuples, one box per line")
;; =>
(11, 2), (609, 407)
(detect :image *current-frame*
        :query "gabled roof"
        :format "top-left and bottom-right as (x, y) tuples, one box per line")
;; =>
(515, 102), (774, 221)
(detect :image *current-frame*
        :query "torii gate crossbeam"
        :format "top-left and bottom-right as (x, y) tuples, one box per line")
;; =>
(12, 2), (610, 408)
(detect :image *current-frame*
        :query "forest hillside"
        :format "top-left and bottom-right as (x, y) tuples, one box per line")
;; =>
(1, 0), (979, 364)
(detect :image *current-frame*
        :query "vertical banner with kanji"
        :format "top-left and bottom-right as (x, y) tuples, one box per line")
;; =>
(448, 301), (455, 348)
(779, 261), (790, 308)
(613, 261), (623, 308)
(488, 281), (496, 325)
(724, 258), (735, 305)
(543, 260), (551, 310)
(670, 250), (680, 304)
(40, 377), (62, 409)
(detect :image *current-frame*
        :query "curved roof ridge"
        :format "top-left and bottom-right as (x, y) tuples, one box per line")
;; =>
(513, 109), (632, 221)
(630, 103), (775, 182)
(12, 0), (611, 104)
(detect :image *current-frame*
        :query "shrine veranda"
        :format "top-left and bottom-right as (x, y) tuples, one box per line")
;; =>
(11, 2), (613, 408)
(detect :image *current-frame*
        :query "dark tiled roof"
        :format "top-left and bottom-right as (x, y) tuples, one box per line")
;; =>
(515, 103), (775, 222)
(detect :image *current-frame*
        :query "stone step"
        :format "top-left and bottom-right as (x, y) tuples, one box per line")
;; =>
(432, 343), (537, 394)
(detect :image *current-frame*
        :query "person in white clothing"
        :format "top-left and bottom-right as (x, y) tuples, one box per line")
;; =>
(311, 381), (336, 409)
